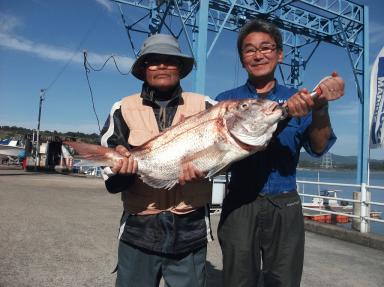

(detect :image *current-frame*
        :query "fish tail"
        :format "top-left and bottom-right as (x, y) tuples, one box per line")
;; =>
(63, 141), (117, 166)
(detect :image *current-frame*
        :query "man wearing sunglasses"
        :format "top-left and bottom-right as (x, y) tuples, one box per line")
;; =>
(216, 19), (344, 287)
(100, 34), (215, 287)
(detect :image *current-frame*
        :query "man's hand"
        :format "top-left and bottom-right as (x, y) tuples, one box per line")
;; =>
(179, 162), (206, 186)
(286, 88), (315, 117)
(286, 72), (345, 117)
(313, 72), (345, 110)
(111, 145), (138, 175)
(316, 72), (344, 100)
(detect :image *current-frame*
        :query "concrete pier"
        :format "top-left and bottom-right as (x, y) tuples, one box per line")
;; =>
(0, 168), (383, 287)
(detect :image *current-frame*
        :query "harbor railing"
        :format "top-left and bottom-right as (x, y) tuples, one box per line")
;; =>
(297, 180), (384, 233)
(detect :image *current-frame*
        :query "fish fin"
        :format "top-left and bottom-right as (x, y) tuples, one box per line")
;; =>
(206, 162), (230, 178)
(139, 175), (178, 190)
(180, 143), (229, 165)
(181, 143), (232, 178)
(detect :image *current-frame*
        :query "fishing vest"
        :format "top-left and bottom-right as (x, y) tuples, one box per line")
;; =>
(119, 92), (212, 215)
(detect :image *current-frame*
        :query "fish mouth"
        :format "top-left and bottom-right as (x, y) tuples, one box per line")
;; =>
(256, 101), (286, 121)
(272, 104), (288, 119)
(264, 102), (286, 116)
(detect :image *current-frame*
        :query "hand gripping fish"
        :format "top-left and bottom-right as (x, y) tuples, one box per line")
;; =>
(64, 98), (285, 189)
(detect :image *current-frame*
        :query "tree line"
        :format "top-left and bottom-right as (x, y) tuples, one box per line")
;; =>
(0, 126), (100, 144)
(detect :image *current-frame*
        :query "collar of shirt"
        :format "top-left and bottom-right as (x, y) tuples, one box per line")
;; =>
(140, 83), (184, 108)
(245, 79), (289, 105)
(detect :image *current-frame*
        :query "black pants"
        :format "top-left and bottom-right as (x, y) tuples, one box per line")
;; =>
(218, 192), (304, 287)
(119, 208), (210, 254)
(115, 241), (207, 287)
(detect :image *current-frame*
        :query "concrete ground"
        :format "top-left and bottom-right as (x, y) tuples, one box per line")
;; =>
(0, 168), (383, 287)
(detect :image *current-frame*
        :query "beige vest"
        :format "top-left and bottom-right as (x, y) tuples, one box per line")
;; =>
(120, 92), (212, 215)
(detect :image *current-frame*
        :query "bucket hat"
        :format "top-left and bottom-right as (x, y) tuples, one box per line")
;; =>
(131, 34), (195, 81)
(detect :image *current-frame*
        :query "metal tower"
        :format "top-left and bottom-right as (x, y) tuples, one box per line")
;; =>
(110, 0), (369, 186)
(320, 152), (333, 169)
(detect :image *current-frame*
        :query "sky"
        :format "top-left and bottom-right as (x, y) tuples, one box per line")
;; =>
(0, 0), (384, 160)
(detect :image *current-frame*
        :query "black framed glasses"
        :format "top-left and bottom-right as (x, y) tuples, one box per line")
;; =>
(242, 44), (277, 57)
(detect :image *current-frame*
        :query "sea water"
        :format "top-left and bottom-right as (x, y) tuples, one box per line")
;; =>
(297, 169), (384, 235)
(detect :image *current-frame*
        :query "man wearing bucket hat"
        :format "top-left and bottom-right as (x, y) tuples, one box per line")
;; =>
(100, 34), (215, 287)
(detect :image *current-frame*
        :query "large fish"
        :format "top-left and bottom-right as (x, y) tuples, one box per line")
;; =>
(64, 98), (286, 189)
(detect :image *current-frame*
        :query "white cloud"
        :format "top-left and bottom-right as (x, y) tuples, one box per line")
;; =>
(94, 0), (113, 12)
(0, 31), (134, 72)
(0, 10), (134, 72)
(0, 12), (22, 33)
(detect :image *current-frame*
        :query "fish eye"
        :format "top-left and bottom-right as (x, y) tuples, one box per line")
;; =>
(241, 103), (249, 109)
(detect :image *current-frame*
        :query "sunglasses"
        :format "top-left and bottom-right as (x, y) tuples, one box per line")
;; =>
(143, 56), (182, 71)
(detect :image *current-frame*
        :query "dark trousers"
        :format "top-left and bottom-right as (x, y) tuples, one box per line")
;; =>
(218, 192), (304, 287)
(115, 240), (207, 287)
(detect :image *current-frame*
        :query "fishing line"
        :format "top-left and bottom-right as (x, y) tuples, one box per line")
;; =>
(84, 53), (131, 75)
(83, 51), (131, 133)
(83, 51), (101, 133)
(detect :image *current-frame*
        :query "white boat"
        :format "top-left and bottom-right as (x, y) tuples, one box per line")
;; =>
(302, 189), (353, 212)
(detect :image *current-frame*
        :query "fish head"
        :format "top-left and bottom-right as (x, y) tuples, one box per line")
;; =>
(224, 98), (284, 148)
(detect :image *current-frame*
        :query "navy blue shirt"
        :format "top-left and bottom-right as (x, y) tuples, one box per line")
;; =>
(215, 80), (336, 198)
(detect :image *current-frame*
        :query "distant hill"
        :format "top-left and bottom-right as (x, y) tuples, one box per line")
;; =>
(298, 152), (384, 170)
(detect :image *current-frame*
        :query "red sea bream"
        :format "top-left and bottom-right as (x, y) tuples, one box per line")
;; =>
(65, 98), (285, 189)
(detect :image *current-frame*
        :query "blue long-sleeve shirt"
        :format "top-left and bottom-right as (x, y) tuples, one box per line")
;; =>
(215, 80), (336, 199)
